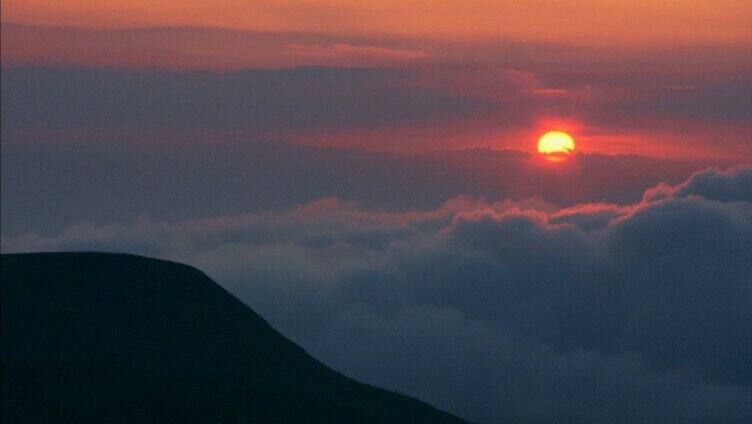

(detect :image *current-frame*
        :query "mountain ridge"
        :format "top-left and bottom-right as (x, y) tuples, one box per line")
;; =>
(1, 252), (470, 423)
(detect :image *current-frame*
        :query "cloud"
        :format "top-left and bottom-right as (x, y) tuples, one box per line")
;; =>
(0, 24), (430, 70)
(4, 165), (751, 423)
(284, 43), (428, 64)
(0, 65), (489, 133)
(1, 137), (710, 236)
(3, 1), (750, 46)
(3, 34), (751, 158)
(643, 165), (752, 203)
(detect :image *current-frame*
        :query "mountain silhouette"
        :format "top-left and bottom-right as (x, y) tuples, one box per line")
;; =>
(1, 252), (469, 423)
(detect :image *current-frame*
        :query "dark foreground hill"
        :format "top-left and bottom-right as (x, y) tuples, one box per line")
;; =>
(1, 252), (468, 423)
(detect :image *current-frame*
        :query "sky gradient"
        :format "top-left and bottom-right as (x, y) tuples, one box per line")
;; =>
(4, 1), (751, 45)
(3, 1), (752, 158)
(1, 1), (751, 422)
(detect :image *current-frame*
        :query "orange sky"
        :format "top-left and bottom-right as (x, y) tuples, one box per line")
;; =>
(3, 0), (751, 46)
(1, 1), (750, 160)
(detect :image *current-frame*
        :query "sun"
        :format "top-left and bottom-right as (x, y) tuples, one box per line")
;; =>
(537, 131), (575, 159)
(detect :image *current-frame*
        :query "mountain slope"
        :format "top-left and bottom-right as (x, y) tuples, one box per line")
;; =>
(1, 252), (469, 423)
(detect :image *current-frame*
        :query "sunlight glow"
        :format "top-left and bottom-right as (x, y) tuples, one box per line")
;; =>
(537, 131), (575, 159)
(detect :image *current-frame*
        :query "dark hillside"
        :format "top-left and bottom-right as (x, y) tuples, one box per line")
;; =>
(1, 252), (469, 423)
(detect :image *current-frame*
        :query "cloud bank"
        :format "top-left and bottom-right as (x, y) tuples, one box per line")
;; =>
(4, 165), (751, 423)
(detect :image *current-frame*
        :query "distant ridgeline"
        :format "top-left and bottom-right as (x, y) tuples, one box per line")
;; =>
(1, 252), (469, 423)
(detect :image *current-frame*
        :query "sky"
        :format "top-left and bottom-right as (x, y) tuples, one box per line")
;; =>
(1, 1), (751, 423)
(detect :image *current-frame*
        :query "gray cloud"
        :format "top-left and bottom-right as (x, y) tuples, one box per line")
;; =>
(4, 165), (751, 423)
(2, 57), (751, 156)
(644, 165), (752, 203)
(0, 65), (491, 133)
(1, 137), (709, 236)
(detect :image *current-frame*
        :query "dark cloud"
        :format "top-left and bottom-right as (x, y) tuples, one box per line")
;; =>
(3, 56), (751, 157)
(0, 65), (490, 133)
(1, 137), (708, 236)
(644, 165), (752, 203)
(4, 166), (751, 423)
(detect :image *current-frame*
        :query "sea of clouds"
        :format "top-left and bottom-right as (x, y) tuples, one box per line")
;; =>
(3, 165), (751, 423)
